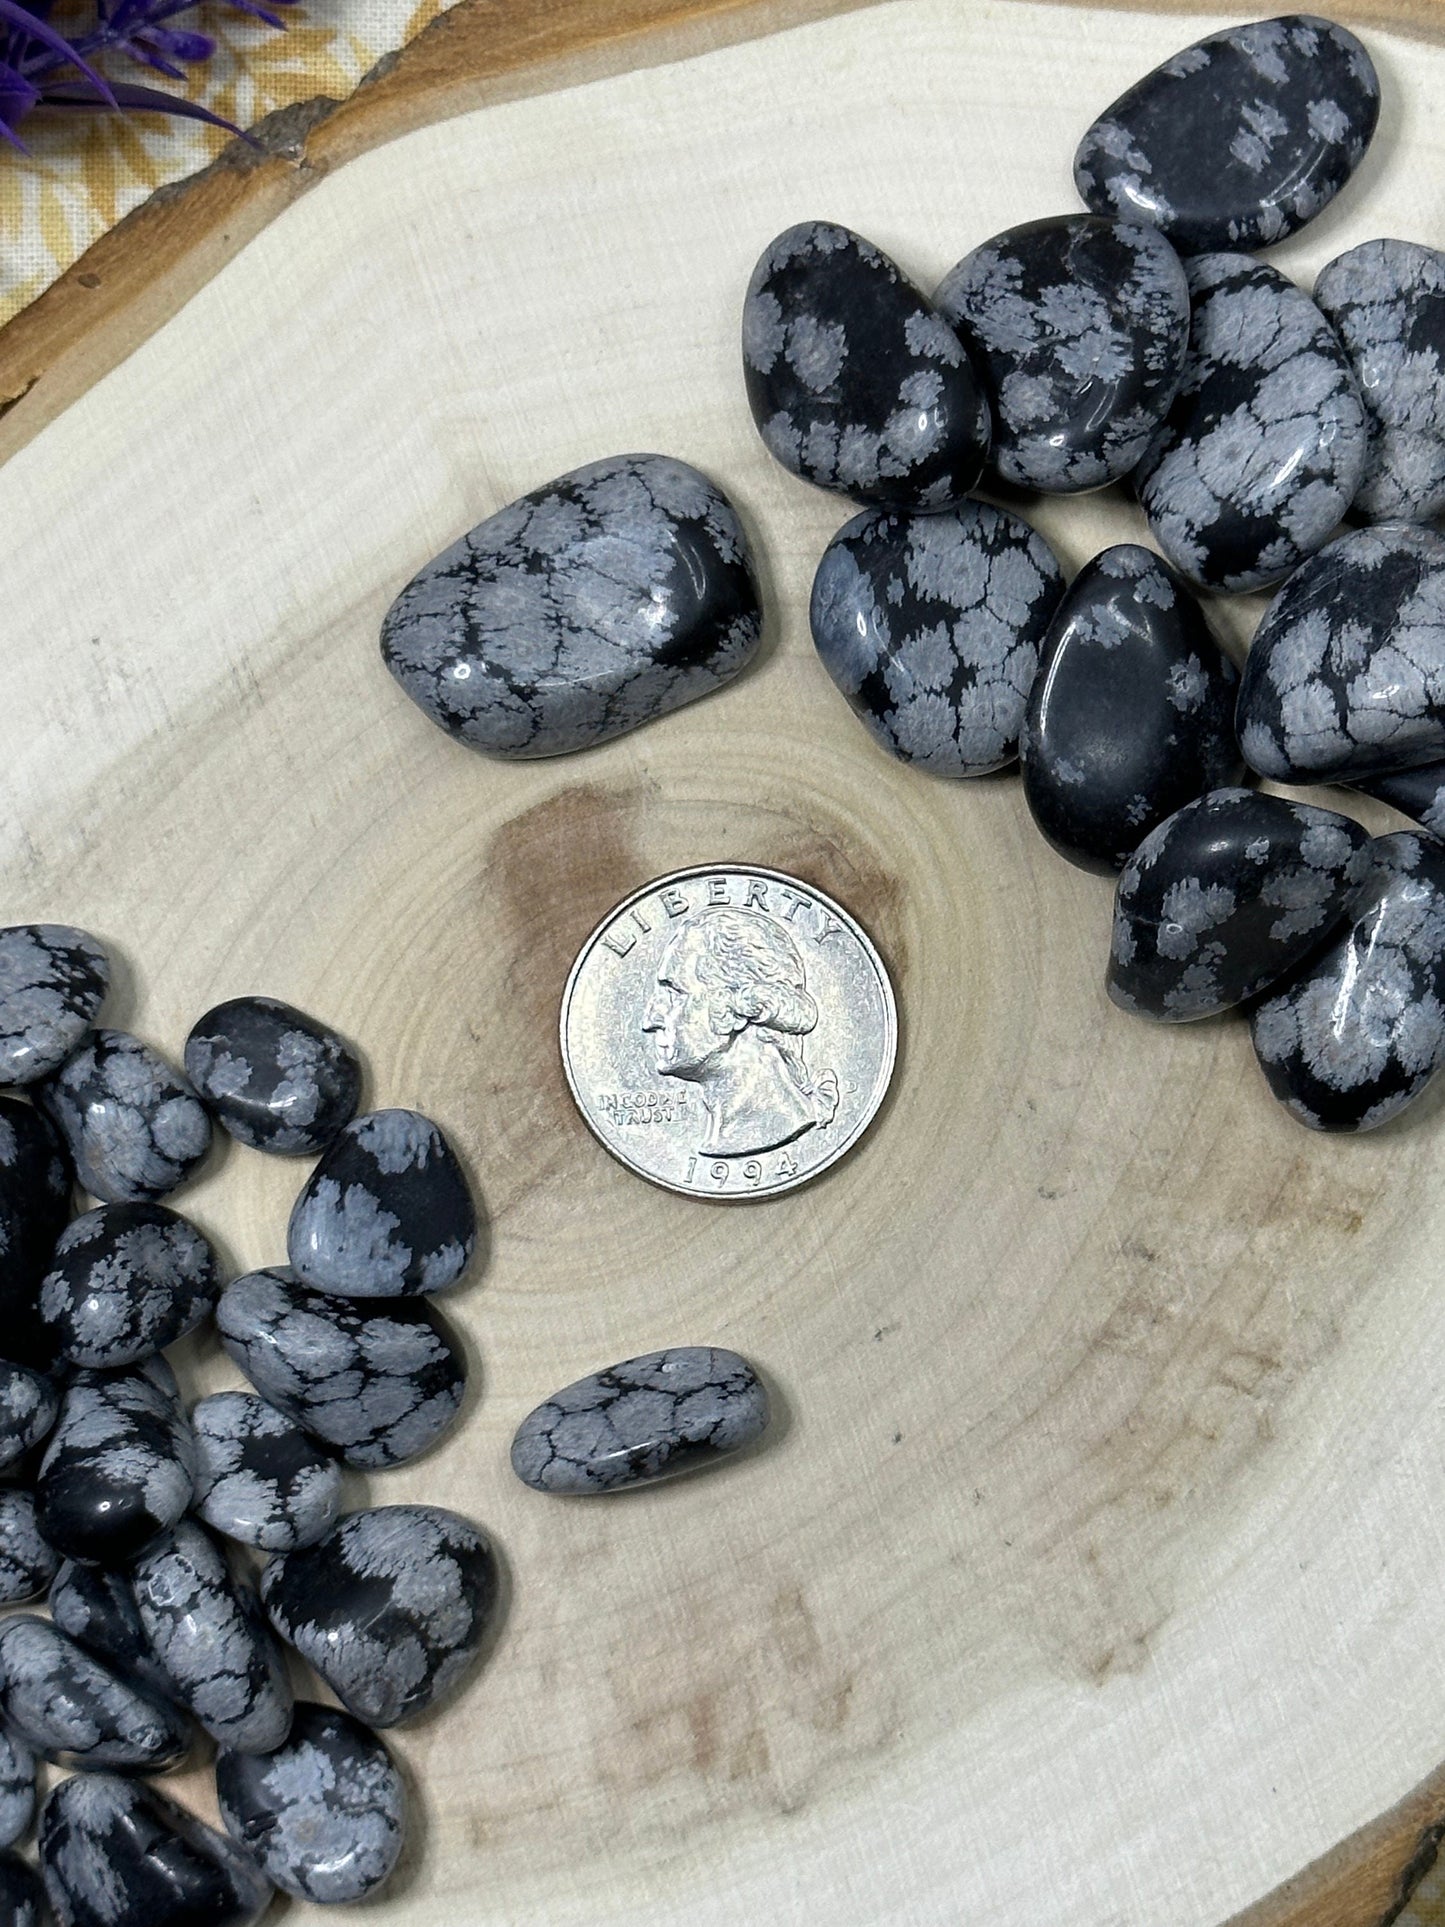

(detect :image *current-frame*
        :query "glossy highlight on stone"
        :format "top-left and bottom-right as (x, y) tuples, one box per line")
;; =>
(185, 995), (363, 1156)
(131, 1520), (293, 1755)
(1074, 15), (1379, 254)
(217, 1266), (466, 1471)
(0, 1850), (43, 1927)
(934, 215), (1188, 493)
(1315, 240), (1445, 526)
(0, 1358), (59, 1470)
(1135, 253), (1366, 593)
(743, 220), (990, 508)
(40, 1773), (271, 1927)
(39, 1200), (221, 1369)
(192, 1390), (342, 1552)
(381, 453), (762, 759)
(37, 1355), (197, 1567)
(287, 1107), (476, 1297)
(511, 1346), (770, 1494)
(36, 1028), (212, 1205)
(1109, 788), (1371, 1021)
(217, 1702), (405, 1904)
(1252, 832), (1445, 1130)
(0, 1615), (189, 1771)
(49, 1558), (190, 1717)
(0, 1095), (73, 1370)
(0, 1489), (57, 1603)
(1238, 524), (1445, 784)
(1020, 545), (1242, 875)
(260, 1505), (497, 1728)
(0, 1729), (34, 1849)
(0, 924), (109, 1087)
(809, 498), (1064, 776)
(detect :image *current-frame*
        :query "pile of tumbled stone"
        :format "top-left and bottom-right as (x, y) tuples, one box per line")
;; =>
(0, 928), (497, 1923)
(381, 12), (1445, 1138)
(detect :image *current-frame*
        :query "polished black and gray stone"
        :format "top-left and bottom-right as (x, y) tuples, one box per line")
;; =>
(192, 1390), (342, 1552)
(36, 1356), (197, 1567)
(39, 1200), (220, 1370)
(0, 923), (109, 1087)
(36, 1028), (212, 1205)
(0, 1614), (189, 1771)
(185, 995), (362, 1156)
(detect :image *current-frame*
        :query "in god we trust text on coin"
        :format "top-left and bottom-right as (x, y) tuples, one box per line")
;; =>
(560, 866), (897, 1199)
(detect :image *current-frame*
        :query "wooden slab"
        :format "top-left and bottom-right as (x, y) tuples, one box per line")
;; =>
(4, 3), (1445, 1923)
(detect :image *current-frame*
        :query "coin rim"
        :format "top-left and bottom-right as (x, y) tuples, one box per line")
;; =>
(558, 863), (899, 1202)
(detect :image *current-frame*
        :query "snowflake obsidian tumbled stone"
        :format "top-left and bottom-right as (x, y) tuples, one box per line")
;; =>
(511, 1347), (770, 1494)
(381, 454), (762, 759)
(37, 1355), (197, 1566)
(217, 1702), (406, 1904)
(743, 221), (990, 508)
(287, 1107), (476, 1297)
(0, 924), (109, 1086)
(1356, 762), (1445, 838)
(1134, 254), (1366, 592)
(1109, 789), (1371, 1022)
(260, 1505), (498, 1728)
(39, 1200), (221, 1369)
(217, 1267), (466, 1470)
(192, 1390), (342, 1551)
(1073, 15), (1380, 255)
(0, 1851), (43, 1927)
(934, 215), (1189, 493)
(0, 1095), (73, 1368)
(0, 1358), (58, 1470)
(809, 499), (1064, 776)
(39, 1773), (272, 1927)
(49, 1558), (190, 1716)
(185, 995), (362, 1156)
(1020, 545), (1242, 875)
(0, 1731), (34, 1851)
(1237, 524), (1445, 784)
(0, 1615), (189, 1770)
(0, 1490), (57, 1602)
(36, 1027), (212, 1205)
(1252, 832), (1445, 1131)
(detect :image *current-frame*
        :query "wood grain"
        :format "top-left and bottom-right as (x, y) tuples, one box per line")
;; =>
(3, 2), (1445, 1924)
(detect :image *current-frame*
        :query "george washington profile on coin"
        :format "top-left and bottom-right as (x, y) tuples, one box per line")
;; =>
(642, 907), (840, 1157)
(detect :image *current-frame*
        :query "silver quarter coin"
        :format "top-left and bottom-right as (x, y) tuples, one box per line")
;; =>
(560, 865), (898, 1200)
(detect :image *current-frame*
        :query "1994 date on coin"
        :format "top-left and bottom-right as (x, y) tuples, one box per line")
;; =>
(560, 865), (898, 1200)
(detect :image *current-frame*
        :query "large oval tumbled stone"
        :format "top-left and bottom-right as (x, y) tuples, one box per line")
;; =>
(743, 221), (990, 508)
(217, 1266), (466, 1469)
(1020, 545), (1241, 874)
(512, 1346), (770, 1495)
(809, 498), (1064, 776)
(287, 1107), (476, 1298)
(1252, 831), (1445, 1131)
(40, 1200), (221, 1369)
(1238, 524), (1445, 784)
(0, 924), (109, 1086)
(185, 995), (362, 1156)
(1315, 240), (1445, 527)
(934, 215), (1188, 493)
(1074, 15), (1379, 255)
(217, 1702), (405, 1904)
(36, 1028), (212, 1204)
(40, 1774), (272, 1927)
(381, 454), (761, 759)
(260, 1505), (498, 1728)
(37, 1355), (197, 1566)
(1135, 254), (1366, 592)
(1109, 788), (1370, 1021)
(0, 1615), (189, 1771)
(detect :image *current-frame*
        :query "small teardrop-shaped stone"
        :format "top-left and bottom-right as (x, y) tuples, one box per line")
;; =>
(810, 499), (1064, 776)
(1238, 524), (1445, 784)
(511, 1347), (770, 1494)
(0, 1728), (34, 1849)
(1315, 239), (1445, 526)
(1252, 831), (1445, 1131)
(1020, 545), (1242, 874)
(0, 1615), (189, 1771)
(217, 1267), (465, 1470)
(381, 454), (762, 760)
(36, 1029), (212, 1205)
(0, 1358), (60, 1470)
(130, 1520), (293, 1755)
(286, 1108), (477, 1298)
(49, 1558), (189, 1718)
(1108, 788), (1371, 1020)
(37, 1356), (197, 1567)
(0, 1851), (44, 1927)
(0, 1491), (56, 1604)
(0, 924), (109, 1087)
(0, 1096), (73, 1370)
(40, 1774), (271, 1927)
(260, 1505), (498, 1728)
(1134, 254), (1366, 592)
(191, 1390), (342, 1552)
(743, 221), (990, 509)
(184, 995), (363, 1156)
(40, 1201), (221, 1370)
(934, 215), (1189, 493)
(1074, 15), (1379, 254)
(217, 1702), (405, 1904)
